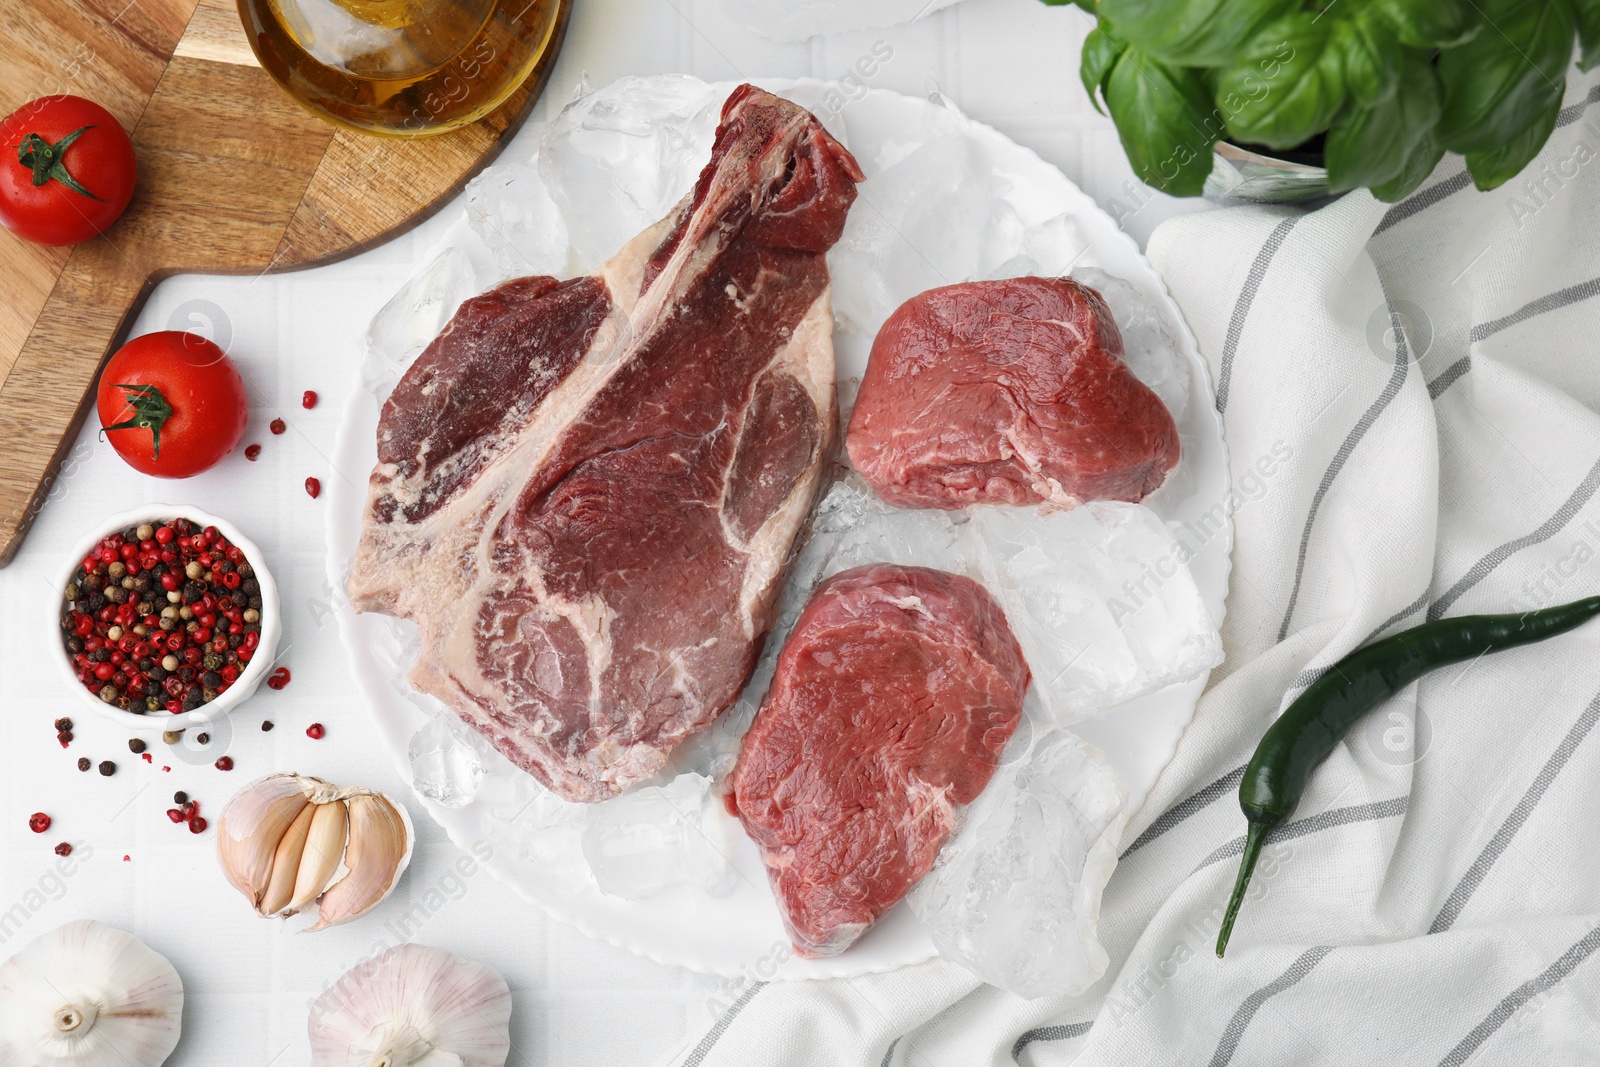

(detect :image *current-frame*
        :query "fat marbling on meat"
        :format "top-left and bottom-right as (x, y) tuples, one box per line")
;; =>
(348, 85), (864, 803)
(727, 564), (1029, 957)
(846, 276), (1180, 509)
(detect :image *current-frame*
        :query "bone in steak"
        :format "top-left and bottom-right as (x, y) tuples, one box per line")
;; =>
(845, 276), (1180, 509)
(348, 85), (863, 803)
(727, 564), (1029, 957)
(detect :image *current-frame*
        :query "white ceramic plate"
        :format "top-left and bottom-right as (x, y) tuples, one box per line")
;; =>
(327, 79), (1231, 980)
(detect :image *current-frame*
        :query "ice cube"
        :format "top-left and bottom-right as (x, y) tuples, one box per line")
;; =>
(364, 246), (479, 389)
(972, 502), (1222, 721)
(407, 710), (495, 808)
(986, 211), (1094, 282)
(540, 75), (722, 274)
(582, 773), (728, 899)
(724, 0), (968, 40)
(486, 774), (591, 894)
(909, 725), (1127, 999)
(1073, 267), (1191, 423)
(830, 128), (1018, 336)
(464, 157), (569, 282)
(790, 476), (977, 592)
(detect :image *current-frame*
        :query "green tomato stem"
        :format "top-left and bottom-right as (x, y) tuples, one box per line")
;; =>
(16, 126), (105, 201)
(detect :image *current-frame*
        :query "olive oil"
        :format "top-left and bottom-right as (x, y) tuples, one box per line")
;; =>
(237, 0), (563, 136)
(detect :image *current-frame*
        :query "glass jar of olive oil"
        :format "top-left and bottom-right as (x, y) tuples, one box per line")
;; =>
(238, 0), (566, 136)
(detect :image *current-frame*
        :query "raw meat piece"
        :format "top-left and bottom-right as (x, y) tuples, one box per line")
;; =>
(349, 85), (863, 803)
(726, 564), (1030, 957)
(845, 277), (1181, 509)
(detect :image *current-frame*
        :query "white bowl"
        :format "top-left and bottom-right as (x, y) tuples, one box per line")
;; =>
(49, 504), (282, 733)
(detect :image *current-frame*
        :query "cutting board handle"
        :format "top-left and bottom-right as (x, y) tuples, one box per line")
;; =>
(0, 242), (152, 565)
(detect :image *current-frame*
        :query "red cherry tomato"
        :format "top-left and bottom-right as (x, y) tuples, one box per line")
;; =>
(97, 332), (248, 478)
(0, 95), (136, 246)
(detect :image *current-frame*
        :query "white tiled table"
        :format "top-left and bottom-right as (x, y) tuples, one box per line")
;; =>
(0, 1), (1209, 1061)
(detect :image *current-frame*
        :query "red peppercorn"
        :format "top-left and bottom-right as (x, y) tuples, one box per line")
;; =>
(306, 723), (325, 740)
(302, 390), (318, 409)
(270, 418), (286, 435)
(189, 816), (208, 834)
(166, 808), (185, 823)
(214, 756), (234, 771)
(29, 813), (51, 833)
(305, 476), (321, 499)
(244, 443), (261, 461)
(54, 842), (72, 857)
(267, 667), (291, 690)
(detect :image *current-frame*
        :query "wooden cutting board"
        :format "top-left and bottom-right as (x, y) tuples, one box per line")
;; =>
(0, 0), (571, 566)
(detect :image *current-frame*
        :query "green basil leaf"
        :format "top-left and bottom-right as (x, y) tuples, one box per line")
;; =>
(1369, 133), (1446, 201)
(1437, 0), (1576, 154)
(1104, 48), (1217, 196)
(1215, 12), (1348, 150)
(1465, 93), (1563, 190)
(1576, 0), (1600, 70)
(1373, 0), (1479, 48)
(1325, 50), (1442, 193)
(1330, 7), (1404, 107)
(1081, 21), (1124, 115)
(1098, 0), (1294, 67)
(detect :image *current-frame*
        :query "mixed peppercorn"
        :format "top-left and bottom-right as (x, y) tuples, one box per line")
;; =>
(59, 518), (264, 713)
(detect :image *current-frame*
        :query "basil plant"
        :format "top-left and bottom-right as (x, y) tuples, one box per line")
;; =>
(1056, 0), (1600, 199)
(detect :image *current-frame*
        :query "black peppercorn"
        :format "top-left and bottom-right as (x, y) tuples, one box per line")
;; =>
(128, 738), (147, 754)
(173, 791), (188, 805)
(77, 757), (91, 772)
(98, 761), (116, 776)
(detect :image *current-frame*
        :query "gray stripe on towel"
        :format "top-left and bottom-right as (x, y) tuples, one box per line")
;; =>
(1430, 689), (1600, 933)
(1207, 946), (1335, 1067)
(1011, 1022), (1093, 1063)
(1215, 216), (1300, 415)
(1436, 924), (1600, 1067)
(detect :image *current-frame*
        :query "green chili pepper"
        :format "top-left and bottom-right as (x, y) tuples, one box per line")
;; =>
(1216, 595), (1600, 957)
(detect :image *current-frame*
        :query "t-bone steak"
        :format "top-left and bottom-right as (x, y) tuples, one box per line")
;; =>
(348, 85), (864, 803)
(726, 564), (1030, 957)
(845, 276), (1180, 509)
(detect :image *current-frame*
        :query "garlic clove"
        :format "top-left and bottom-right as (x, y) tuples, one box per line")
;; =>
(308, 944), (510, 1067)
(260, 800), (318, 917)
(311, 793), (414, 930)
(290, 800), (349, 912)
(0, 920), (183, 1067)
(218, 773), (312, 908)
(218, 773), (413, 930)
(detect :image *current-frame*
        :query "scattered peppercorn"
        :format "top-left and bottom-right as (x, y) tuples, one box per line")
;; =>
(77, 757), (91, 772)
(261, 720), (274, 732)
(267, 667), (291, 691)
(29, 813), (51, 834)
(54, 842), (72, 857)
(244, 443), (261, 461)
(270, 418), (286, 435)
(129, 738), (147, 754)
(54, 717), (72, 732)
(163, 731), (181, 744)
(196, 732), (210, 745)
(98, 761), (116, 776)
(57, 730), (72, 748)
(189, 816), (208, 834)
(305, 476), (321, 499)
(306, 722), (326, 740)
(302, 390), (318, 409)
(165, 808), (185, 823)
(214, 756), (234, 771)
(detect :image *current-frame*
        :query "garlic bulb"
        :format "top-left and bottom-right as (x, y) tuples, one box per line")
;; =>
(218, 773), (414, 929)
(0, 920), (183, 1067)
(308, 944), (512, 1067)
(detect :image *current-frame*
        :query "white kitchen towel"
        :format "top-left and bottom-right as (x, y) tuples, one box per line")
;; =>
(670, 64), (1600, 1067)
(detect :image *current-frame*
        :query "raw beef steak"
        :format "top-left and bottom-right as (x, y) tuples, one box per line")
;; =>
(845, 277), (1180, 509)
(348, 85), (863, 803)
(727, 564), (1029, 957)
